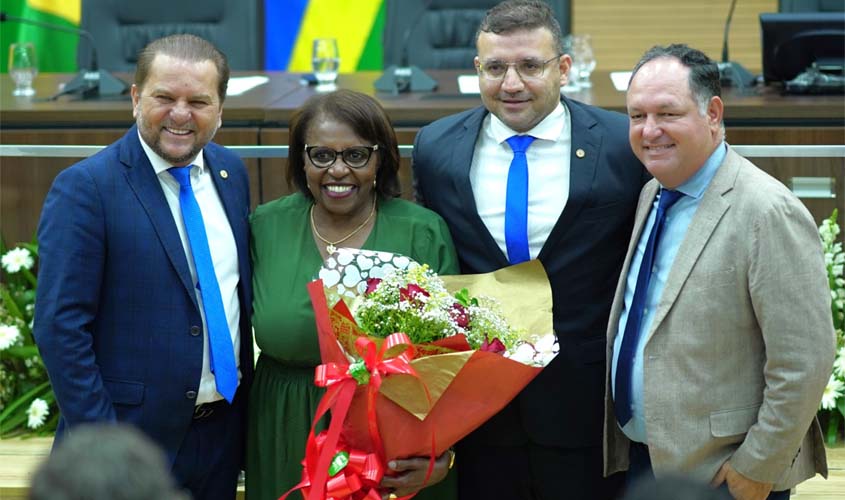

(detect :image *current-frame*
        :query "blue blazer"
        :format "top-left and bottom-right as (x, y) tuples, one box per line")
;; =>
(413, 97), (649, 448)
(34, 126), (253, 463)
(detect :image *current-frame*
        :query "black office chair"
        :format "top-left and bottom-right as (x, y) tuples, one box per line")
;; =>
(779, 0), (844, 12)
(382, 0), (571, 71)
(77, 0), (263, 72)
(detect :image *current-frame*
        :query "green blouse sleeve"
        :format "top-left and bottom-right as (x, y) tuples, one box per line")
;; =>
(430, 216), (460, 275)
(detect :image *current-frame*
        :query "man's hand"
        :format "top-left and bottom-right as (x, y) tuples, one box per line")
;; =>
(380, 450), (452, 499)
(710, 461), (773, 500)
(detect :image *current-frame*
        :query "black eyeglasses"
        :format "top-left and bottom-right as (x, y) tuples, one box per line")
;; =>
(304, 145), (379, 169)
(477, 55), (561, 80)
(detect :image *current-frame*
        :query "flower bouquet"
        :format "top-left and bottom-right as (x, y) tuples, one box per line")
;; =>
(283, 249), (555, 500)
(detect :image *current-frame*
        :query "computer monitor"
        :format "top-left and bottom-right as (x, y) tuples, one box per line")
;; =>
(760, 12), (845, 83)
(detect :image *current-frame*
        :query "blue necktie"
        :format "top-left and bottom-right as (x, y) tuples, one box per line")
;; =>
(504, 135), (536, 264)
(614, 188), (684, 426)
(169, 166), (238, 403)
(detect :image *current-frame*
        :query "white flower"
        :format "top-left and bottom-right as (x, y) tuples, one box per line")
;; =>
(506, 333), (559, 367)
(0, 324), (21, 350)
(26, 398), (49, 429)
(834, 347), (845, 376)
(820, 375), (844, 410)
(1, 247), (34, 273)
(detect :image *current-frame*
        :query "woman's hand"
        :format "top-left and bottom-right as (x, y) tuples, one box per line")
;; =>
(380, 449), (454, 499)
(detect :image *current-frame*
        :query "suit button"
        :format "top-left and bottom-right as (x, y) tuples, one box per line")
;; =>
(185, 390), (197, 400)
(190, 325), (201, 336)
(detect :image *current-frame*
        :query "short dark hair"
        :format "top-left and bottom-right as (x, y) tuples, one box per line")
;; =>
(29, 423), (187, 500)
(286, 89), (401, 200)
(476, 0), (564, 54)
(630, 43), (721, 113)
(134, 34), (230, 103)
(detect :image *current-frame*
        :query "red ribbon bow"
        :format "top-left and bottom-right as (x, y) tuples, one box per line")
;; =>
(291, 433), (384, 500)
(281, 333), (417, 500)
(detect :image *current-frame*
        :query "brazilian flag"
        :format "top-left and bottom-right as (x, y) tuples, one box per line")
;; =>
(1, 0), (81, 73)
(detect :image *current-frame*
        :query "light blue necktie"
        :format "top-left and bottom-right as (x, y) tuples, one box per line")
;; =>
(169, 166), (237, 403)
(504, 135), (536, 264)
(614, 188), (684, 426)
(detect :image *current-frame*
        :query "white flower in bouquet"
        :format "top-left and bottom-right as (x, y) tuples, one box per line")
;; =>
(353, 263), (521, 348)
(26, 398), (50, 429)
(821, 375), (845, 410)
(507, 333), (558, 367)
(0, 324), (21, 350)
(1, 247), (34, 273)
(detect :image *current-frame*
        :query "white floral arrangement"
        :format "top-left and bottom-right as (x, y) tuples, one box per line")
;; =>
(818, 210), (845, 444)
(0, 242), (56, 437)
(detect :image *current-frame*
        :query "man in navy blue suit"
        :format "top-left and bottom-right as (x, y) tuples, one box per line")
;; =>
(412, 1), (649, 498)
(34, 34), (252, 500)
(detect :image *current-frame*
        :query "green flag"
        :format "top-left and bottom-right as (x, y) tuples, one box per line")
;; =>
(1, 0), (80, 73)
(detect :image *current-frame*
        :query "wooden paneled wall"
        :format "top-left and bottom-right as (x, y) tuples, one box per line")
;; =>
(573, 0), (778, 72)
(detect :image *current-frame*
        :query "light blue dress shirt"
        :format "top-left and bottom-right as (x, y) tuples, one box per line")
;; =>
(612, 142), (727, 443)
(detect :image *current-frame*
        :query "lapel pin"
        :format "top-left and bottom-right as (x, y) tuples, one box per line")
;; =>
(220, 170), (229, 179)
(575, 148), (586, 159)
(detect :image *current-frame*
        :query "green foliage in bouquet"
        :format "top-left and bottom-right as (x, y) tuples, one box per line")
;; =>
(351, 264), (520, 349)
(818, 210), (845, 444)
(0, 239), (58, 437)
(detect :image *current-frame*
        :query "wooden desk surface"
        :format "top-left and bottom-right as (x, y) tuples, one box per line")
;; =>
(2, 70), (843, 128)
(0, 71), (304, 128)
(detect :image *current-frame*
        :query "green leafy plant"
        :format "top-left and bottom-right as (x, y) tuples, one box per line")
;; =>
(0, 238), (57, 437)
(818, 210), (845, 444)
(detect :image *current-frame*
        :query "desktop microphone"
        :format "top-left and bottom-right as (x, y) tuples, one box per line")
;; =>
(374, 0), (438, 93)
(1, 11), (128, 99)
(717, 0), (756, 88)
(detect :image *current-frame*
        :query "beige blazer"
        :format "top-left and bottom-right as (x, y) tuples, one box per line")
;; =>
(603, 147), (836, 490)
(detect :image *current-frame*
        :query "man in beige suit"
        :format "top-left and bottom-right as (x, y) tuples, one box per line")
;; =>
(604, 44), (835, 500)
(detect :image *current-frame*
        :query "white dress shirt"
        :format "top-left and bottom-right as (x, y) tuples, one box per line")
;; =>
(138, 133), (242, 404)
(469, 102), (571, 260)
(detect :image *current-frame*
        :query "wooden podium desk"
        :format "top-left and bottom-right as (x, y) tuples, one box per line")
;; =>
(1, 70), (843, 245)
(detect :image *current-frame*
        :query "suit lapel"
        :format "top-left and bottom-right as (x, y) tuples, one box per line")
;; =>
(204, 146), (249, 285)
(456, 108), (510, 266)
(645, 149), (739, 343)
(539, 98), (601, 258)
(120, 126), (198, 308)
(608, 181), (659, 342)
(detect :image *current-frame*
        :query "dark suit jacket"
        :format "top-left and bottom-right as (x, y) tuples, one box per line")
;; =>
(413, 98), (648, 448)
(34, 125), (253, 464)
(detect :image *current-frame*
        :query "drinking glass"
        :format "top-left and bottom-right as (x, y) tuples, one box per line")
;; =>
(570, 34), (596, 88)
(8, 42), (37, 97)
(561, 35), (583, 92)
(312, 38), (340, 84)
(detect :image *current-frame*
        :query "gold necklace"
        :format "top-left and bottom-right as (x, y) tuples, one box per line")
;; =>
(310, 201), (377, 254)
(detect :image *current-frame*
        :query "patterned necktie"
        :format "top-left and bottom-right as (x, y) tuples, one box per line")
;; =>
(169, 166), (238, 403)
(504, 135), (536, 264)
(614, 188), (684, 426)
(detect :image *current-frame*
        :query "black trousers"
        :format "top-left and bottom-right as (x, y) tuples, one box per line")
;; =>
(171, 397), (245, 500)
(456, 441), (624, 500)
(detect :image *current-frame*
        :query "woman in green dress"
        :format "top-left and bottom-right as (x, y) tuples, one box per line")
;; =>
(246, 89), (459, 500)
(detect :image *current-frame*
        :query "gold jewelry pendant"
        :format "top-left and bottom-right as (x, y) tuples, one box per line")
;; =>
(326, 244), (336, 254)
